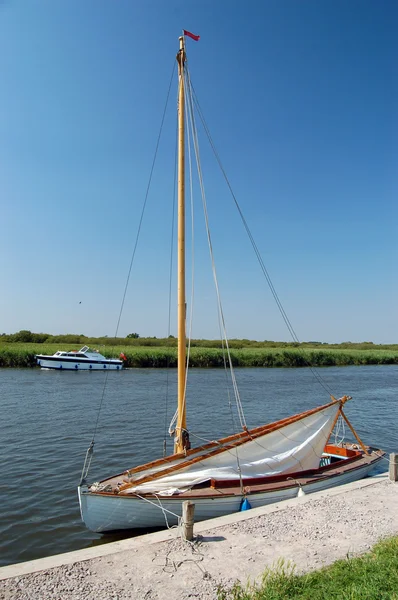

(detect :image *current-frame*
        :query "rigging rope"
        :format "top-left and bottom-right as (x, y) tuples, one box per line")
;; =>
(168, 69), (240, 437)
(114, 60), (177, 339)
(181, 76), (197, 436)
(185, 66), (247, 430)
(188, 82), (336, 399)
(82, 60), (177, 480)
(333, 413), (346, 446)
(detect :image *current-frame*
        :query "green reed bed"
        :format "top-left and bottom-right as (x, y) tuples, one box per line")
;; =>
(217, 536), (398, 600)
(1, 343), (398, 369)
(231, 348), (398, 368)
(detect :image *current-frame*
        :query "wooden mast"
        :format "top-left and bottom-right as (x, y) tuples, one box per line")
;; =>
(175, 34), (190, 454)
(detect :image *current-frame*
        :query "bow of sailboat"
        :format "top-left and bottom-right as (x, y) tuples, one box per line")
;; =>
(78, 33), (385, 534)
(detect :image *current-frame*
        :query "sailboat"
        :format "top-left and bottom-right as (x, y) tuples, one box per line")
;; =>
(78, 33), (384, 533)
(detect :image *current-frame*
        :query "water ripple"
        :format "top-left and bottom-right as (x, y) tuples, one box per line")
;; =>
(0, 365), (397, 566)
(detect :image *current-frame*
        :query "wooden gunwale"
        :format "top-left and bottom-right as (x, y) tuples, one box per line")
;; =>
(116, 399), (342, 491)
(209, 448), (362, 488)
(89, 449), (383, 499)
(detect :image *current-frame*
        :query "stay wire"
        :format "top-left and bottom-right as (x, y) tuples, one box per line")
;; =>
(114, 60), (177, 339)
(186, 70), (246, 429)
(182, 71), (197, 429)
(189, 85), (334, 398)
(185, 67), (247, 430)
(86, 60), (177, 459)
(185, 72), (238, 436)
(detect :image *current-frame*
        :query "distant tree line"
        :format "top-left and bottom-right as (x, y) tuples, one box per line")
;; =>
(0, 330), (397, 351)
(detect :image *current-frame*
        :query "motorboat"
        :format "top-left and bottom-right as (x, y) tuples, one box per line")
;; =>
(36, 346), (124, 370)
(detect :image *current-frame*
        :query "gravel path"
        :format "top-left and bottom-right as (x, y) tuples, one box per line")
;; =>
(1, 478), (397, 600)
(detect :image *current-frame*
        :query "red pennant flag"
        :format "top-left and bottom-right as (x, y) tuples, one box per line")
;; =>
(183, 30), (200, 41)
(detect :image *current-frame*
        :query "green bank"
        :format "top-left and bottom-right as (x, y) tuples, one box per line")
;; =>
(1, 342), (398, 368)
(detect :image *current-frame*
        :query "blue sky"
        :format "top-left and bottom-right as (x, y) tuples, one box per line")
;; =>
(1, 0), (397, 343)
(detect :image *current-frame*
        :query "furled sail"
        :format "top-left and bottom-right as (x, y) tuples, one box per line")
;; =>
(125, 402), (340, 494)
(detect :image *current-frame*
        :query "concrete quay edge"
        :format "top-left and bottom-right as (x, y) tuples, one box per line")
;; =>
(0, 472), (389, 581)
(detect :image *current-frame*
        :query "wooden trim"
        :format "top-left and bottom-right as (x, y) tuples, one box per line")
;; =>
(323, 444), (358, 458)
(91, 450), (383, 499)
(209, 451), (362, 488)
(340, 408), (370, 455)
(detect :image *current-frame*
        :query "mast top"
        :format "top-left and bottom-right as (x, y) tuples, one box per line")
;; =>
(177, 35), (186, 72)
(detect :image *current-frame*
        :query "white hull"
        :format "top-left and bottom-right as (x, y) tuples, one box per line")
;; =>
(36, 346), (123, 370)
(37, 358), (122, 370)
(78, 459), (380, 532)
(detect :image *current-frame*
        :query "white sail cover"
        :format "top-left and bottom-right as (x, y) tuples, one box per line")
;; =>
(126, 403), (339, 494)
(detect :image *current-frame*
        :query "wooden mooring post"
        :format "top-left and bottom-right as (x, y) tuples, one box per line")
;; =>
(389, 453), (398, 482)
(182, 501), (195, 541)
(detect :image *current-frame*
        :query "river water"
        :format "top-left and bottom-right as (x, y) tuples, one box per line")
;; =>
(1, 365), (397, 567)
